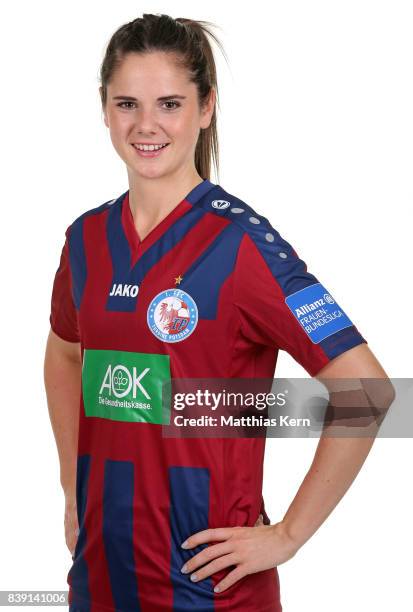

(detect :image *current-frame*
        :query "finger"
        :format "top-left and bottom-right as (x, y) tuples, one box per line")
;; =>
(181, 527), (237, 549)
(214, 565), (246, 593)
(254, 514), (264, 526)
(181, 541), (233, 574)
(187, 552), (240, 584)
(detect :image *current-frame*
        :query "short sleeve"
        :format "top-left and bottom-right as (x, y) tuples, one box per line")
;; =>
(49, 226), (80, 343)
(233, 231), (367, 377)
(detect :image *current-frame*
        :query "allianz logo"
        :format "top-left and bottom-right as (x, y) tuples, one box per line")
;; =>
(295, 293), (335, 317)
(109, 283), (139, 298)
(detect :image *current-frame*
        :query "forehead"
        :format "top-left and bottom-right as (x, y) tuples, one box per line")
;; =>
(109, 51), (193, 94)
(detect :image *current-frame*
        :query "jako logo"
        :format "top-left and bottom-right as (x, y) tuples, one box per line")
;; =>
(109, 283), (139, 298)
(211, 199), (230, 210)
(295, 294), (335, 317)
(99, 364), (151, 399)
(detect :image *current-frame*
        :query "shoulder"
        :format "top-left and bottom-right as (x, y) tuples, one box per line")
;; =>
(66, 191), (126, 235)
(205, 183), (300, 260)
(207, 184), (318, 295)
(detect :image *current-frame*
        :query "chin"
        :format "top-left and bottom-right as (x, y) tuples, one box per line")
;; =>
(127, 164), (168, 180)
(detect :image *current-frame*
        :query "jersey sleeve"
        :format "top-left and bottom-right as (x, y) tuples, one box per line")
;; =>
(233, 230), (367, 377)
(49, 226), (80, 343)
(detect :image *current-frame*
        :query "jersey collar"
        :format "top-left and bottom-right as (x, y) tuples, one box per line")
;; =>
(121, 179), (216, 269)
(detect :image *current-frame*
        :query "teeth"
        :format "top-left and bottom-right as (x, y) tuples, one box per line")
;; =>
(134, 143), (168, 151)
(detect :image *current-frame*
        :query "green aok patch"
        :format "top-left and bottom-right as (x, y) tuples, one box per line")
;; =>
(82, 349), (171, 424)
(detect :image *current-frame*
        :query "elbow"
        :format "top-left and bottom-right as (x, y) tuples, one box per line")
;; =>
(362, 377), (395, 425)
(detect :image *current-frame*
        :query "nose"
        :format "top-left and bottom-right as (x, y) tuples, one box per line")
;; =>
(135, 107), (158, 134)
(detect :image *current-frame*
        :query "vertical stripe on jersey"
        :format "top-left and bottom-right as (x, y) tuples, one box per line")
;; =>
(68, 198), (120, 309)
(169, 466), (214, 611)
(103, 459), (141, 611)
(68, 454), (91, 611)
(180, 222), (244, 319)
(68, 220), (87, 311)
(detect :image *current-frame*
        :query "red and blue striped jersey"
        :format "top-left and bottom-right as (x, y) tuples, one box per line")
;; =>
(49, 178), (367, 612)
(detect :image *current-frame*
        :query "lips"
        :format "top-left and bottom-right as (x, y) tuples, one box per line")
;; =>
(131, 143), (170, 158)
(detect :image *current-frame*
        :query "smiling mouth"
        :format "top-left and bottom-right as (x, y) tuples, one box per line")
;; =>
(132, 143), (170, 151)
(131, 143), (170, 158)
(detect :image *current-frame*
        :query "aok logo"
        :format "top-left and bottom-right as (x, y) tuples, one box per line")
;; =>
(99, 364), (150, 399)
(82, 349), (171, 423)
(109, 283), (139, 298)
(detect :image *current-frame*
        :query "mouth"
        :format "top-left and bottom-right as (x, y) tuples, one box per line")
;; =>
(131, 143), (170, 158)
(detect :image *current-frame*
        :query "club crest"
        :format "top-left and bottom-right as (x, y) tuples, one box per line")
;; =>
(147, 289), (198, 343)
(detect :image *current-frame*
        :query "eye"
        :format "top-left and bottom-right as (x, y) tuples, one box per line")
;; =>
(117, 101), (136, 109)
(162, 100), (181, 110)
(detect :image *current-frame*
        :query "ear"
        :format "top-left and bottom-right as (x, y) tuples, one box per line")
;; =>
(200, 87), (216, 130)
(99, 87), (109, 128)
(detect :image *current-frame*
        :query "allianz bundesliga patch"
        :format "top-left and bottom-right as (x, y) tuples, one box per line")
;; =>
(284, 282), (354, 344)
(147, 288), (198, 343)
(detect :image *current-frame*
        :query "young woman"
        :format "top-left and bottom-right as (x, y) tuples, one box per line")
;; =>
(44, 13), (391, 612)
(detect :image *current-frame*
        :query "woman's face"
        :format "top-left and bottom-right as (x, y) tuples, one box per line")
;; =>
(101, 51), (215, 180)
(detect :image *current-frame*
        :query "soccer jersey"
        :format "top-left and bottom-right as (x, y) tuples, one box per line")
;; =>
(49, 178), (367, 612)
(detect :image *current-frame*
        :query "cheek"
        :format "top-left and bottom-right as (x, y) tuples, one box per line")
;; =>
(168, 112), (201, 143)
(108, 113), (132, 137)
(107, 122), (131, 158)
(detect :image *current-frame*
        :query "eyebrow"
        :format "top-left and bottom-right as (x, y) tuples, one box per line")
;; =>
(112, 94), (187, 101)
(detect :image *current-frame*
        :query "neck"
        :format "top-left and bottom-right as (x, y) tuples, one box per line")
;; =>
(127, 167), (205, 223)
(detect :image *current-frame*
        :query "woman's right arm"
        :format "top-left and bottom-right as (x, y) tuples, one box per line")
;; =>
(43, 328), (82, 555)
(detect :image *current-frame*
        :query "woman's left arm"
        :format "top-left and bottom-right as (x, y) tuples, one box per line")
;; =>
(179, 344), (395, 593)
(279, 343), (394, 549)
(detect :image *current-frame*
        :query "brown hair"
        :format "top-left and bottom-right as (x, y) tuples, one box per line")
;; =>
(99, 13), (227, 181)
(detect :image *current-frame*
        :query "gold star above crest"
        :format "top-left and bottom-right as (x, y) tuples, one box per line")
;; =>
(174, 274), (183, 286)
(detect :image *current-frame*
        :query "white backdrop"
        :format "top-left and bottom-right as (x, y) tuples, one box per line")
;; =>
(0, 1), (411, 610)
